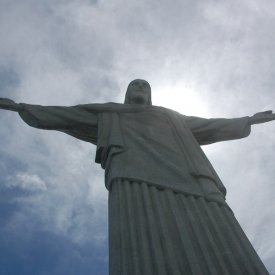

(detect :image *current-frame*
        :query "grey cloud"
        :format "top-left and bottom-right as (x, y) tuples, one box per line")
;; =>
(0, 0), (275, 273)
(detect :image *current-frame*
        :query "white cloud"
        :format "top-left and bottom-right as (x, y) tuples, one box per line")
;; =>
(0, 0), (275, 272)
(8, 172), (47, 191)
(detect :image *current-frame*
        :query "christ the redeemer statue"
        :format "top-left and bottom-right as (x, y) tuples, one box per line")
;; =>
(0, 79), (274, 275)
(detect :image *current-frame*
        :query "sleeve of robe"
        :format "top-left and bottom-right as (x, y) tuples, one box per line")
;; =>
(184, 115), (251, 145)
(18, 103), (99, 145)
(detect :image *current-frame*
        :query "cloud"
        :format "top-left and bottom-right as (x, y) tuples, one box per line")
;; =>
(7, 172), (47, 191)
(0, 0), (275, 274)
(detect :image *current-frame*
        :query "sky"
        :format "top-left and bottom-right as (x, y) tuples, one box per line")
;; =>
(0, 0), (275, 274)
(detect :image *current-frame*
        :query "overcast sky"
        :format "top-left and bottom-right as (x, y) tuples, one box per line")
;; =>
(0, 0), (275, 274)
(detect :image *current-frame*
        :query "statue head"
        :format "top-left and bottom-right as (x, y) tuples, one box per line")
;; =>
(124, 79), (152, 105)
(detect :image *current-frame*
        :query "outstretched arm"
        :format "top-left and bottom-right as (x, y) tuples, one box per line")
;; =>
(0, 98), (22, 112)
(0, 98), (98, 144)
(184, 110), (274, 145)
(249, 110), (275, 125)
(184, 115), (251, 145)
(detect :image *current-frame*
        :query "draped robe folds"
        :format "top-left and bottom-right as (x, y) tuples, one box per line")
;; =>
(19, 102), (251, 203)
(18, 102), (269, 274)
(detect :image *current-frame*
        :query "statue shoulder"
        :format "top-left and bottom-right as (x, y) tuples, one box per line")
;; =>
(152, 105), (186, 118)
(78, 102), (124, 113)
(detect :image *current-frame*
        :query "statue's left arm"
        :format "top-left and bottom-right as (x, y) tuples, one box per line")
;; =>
(184, 110), (275, 145)
(248, 110), (275, 125)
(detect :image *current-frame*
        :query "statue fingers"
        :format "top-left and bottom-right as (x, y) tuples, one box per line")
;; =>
(263, 110), (273, 114)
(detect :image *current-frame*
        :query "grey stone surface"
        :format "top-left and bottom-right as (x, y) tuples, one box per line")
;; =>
(0, 79), (274, 274)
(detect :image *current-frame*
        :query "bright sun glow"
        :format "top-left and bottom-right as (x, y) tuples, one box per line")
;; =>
(152, 81), (211, 118)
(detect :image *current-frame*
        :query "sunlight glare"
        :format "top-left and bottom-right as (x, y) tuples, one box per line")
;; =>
(152, 81), (211, 117)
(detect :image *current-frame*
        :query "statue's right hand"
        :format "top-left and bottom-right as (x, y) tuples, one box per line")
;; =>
(0, 98), (21, 112)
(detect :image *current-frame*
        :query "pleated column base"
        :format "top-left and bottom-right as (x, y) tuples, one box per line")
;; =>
(108, 179), (269, 275)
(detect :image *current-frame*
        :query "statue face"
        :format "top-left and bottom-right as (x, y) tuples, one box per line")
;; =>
(126, 79), (151, 105)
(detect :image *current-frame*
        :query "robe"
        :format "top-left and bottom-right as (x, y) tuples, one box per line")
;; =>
(18, 102), (269, 275)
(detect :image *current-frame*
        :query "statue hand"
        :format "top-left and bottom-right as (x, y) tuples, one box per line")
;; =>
(249, 110), (275, 125)
(0, 98), (22, 112)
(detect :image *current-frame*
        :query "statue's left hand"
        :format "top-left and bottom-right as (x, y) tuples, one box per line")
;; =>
(249, 110), (275, 125)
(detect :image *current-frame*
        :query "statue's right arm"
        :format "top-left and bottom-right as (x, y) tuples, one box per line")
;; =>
(0, 98), (99, 144)
(0, 98), (22, 112)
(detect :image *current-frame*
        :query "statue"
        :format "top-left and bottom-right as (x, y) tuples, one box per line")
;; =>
(1, 79), (274, 275)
